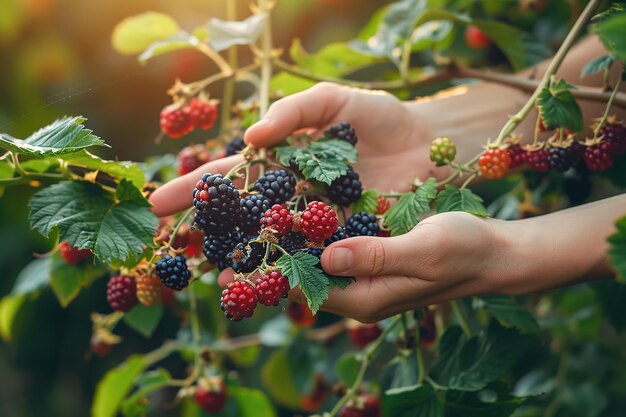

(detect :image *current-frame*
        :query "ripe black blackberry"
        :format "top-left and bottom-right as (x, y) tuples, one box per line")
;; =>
(155, 255), (192, 291)
(327, 121), (358, 146)
(345, 211), (380, 237)
(547, 145), (583, 172)
(280, 232), (307, 255)
(225, 136), (245, 156)
(239, 195), (272, 234)
(327, 168), (362, 207)
(193, 173), (240, 233)
(227, 240), (265, 273)
(203, 232), (244, 271)
(306, 247), (323, 260)
(254, 169), (296, 204)
(325, 226), (348, 246)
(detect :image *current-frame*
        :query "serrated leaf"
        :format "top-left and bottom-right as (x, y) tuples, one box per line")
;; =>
(312, 139), (358, 163)
(608, 215), (626, 283)
(123, 304), (163, 338)
(435, 185), (489, 217)
(536, 80), (584, 132)
(11, 258), (50, 296)
(298, 153), (348, 185)
(580, 55), (615, 78)
(112, 12), (180, 55)
(476, 296), (540, 333)
(50, 252), (106, 307)
(289, 39), (380, 78)
(383, 383), (443, 417)
(276, 253), (329, 314)
(29, 180), (158, 264)
(0, 116), (106, 156)
(473, 20), (527, 71)
(328, 275), (354, 290)
(138, 31), (198, 63)
(353, 189), (379, 215)
(594, 13), (626, 63)
(445, 386), (527, 417)
(60, 150), (146, 188)
(414, 178), (438, 210)
(385, 193), (422, 236)
(204, 13), (267, 52)
(92, 355), (146, 417)
(274, 145), (303, 167)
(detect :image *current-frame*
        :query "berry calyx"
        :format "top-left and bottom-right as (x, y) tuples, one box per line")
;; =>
(255, 270), (290, 306)
(478, 148), (511, 180)
(193, 173), (240, 233)
(195, 377), (227, 413)
(155, 255), (192, 291)
(328, 168), (363, 207)
(107, 275), (139, 312)
(254, 169), (297, 204)
(300, 201), (339, 243)
(327, 121), (358, 146)
(376, 195), (390, 215)
(58, 241), (92, 265)
(160, 104), (193, 138)
(429, 137), (457, 166)
(260, 204), (293, 236)
(347, 320), (383, 348)
(227, 240), (265, 273)
(584, 141), (614, 171)
(177, 144), (211, 176)
(221, 280), (258, 321)
(464, 25), (491, 50)
(187, 98), (218, 130)
(345, 211), (379, 237)
(136, 274), (163, 307)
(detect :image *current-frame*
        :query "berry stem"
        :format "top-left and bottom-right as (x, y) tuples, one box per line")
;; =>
(219, 0), (238, 135)
(168, 207), (195, 249)
(492, 0), (602, 147)
(592, 67), (623, 140)
(195, 43), (233, 77)
(327, 316), (402, 417)
(459, 173), (477, 189)
(451, 300), (473, 337)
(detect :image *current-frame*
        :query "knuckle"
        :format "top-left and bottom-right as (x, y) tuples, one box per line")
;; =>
(366, 240), (387, 275)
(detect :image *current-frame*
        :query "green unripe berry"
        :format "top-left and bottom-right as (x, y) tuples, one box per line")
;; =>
(429, 137), (457, 166)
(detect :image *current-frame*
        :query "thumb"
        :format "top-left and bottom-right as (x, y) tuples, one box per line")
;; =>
(320, 235), (416, 277)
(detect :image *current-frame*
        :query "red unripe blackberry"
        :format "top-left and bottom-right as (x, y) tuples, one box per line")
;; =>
(107, 275), (139, 312)
(479, 148), (511, 179)
(347, 320), (383, 348)
(160, 105), (193, 138)
(255, 270), (290, 306)
(584, 142), (614, 171)
(136, 274), (163, 307)
(186, 98), (218, 130)
(376, 195), (390, 215)
(260, 204), (293, 236)
(339, 394), (381, 417)
(195, 377), (227, 413)
(300, 201), (338, 243)
(429, 137), (457, 166)
(90, 336), (113, 357)
(59, 241), (92, 265)
(526, 149), (550, 172)
(286, 301), (316, 327)
(507, 144), (528, 169)
(327, 121), (358, 146)
(221, 280), (258, 321)
(177, 144), (211, 176)
(465, 25), (491, 49)
(170, 223), (204, 258)
(328, 168), (363, 207)
(598, 119), (626, 155)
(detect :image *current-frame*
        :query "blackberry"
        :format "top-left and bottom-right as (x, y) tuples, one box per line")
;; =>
(345, 212), (379, 237)
(548, 144), (583, 172)
(155, 255), (192, 291)
(254, 169), (296, 204)
(306, 247), (323, 260)
(221, 280), (257, 321)
(225, 136), (245, 156)
(599, 120), (626, 155)
(193, 173), (240, 233)
(107, 275), (139, 312)
(227, 240), (265, 273)
(325, 226), (348, 246)
(584, 142), (614, 171)
(280, 232), (307, 255)
(526, 149), (550, 172)
(204, 232), (244, 271)
(328, 168), (362, 207)
(327, 121), (358, 146)
(288, 158), (301, 175)
(239, 195), (272, 234)
(507, 144), (527, 169)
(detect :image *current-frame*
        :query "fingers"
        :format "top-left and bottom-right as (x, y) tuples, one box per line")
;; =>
(150, 155), (244, 217)
(244, 82), (352, 148)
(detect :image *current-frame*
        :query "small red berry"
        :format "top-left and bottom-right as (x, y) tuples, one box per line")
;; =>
(187, 98), (218, 130)
(90, 336), (113, 357)
(136, 274), (163, 307)
(286, 301), (316, 327)
(260, 204), (293, 236)
(526, 149), (550, 172)
(465, 25), (491, 50)
(255, 270), (290, 306)
(220, 280), (257, 321)
(195, 377), (227, 414)
(106, 275), (139, 312)
(339, 394), (381, 417)
(507, 144), (528, 169)
(177, 144), (211, 176)
(584, 141), (614, 171)
(300, 201), (339, 243)
(347, 320), (383, 348)
(598, 119), (626, 156)
(375, 195), (390, 215)
(160, 104), (193, 138)
(479, 148), (511, 180)
(59, 241), (92, 265)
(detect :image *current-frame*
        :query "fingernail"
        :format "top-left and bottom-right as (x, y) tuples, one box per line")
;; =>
(330, 247), (353, 274)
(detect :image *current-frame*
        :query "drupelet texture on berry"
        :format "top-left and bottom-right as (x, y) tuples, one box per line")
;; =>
(155, 255), (192, 291)
(328, 168), (362, 207)
(227, 240), (265, 273)
(429, 137), (457, 166)
(599, 120), (626, 155)
(177, 144), (211, 176)
(507, 144), (527, 169)
(203, 232), (244, 271)
(107, 275), (139, 312)
(225, 136), (246, 156)
(548, 144), (583, 172)
(300, 201), (339, 243)
(221, 280), (257, 320)
(260, 204), (293, 236)
(193, 173), (240, 233)
(327, 121), (358, 146)
(325, 226), (348, 246)
(280, 232), (307, 254)
(255, 270), (290, 306)
(160, 105), (193, 138)
(187, 98), (218, 130)
(239, 194), (272, 234)
(345, 212), (379, 237)
(526, 149), (550, 172)
(254, 169), (297, 204)
(584, 142), (614, 171)
(136, 274), (163, 307)
(479, 148), (511, 179)
(59, 241), (92, 265)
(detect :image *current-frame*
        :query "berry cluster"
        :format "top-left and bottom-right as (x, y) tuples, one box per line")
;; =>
(160, 98), (218, 139)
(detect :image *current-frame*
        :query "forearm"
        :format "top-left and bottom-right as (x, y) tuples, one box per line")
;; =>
(489, 194), (626, 295)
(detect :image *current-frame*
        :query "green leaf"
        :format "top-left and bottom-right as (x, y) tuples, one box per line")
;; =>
(11, 257), (50, 296)
(204, 13), (267, 52)
(261, 349), (302, 409)
(476, 296), (540, 333)
(383, 383), (443, 417)
(414, 178), (438, 211)
(271, 72), (316, 96)
(445, 386), (527, 417)
(274, 145), (303, 167)
(536, 80), (584, 132)
(608, 215), (626, 283)
(328, 275), (354, 290)
(29, 180), (158, 264)
(92, 355), (146, 417)
(123, 304), (164, 338)
(60, 150), (146, 189)
(385, 193), (422, 236)
(230, 386), (277, 417)
(112, 12), (180, 55)
(353, 189), (379, 215)
(0, 116), (106, 156)
(594, 13), (626, 63)
(431, 323), (533, 391)
(311, 139), (358, 163)
(0, 294), (28, 342)
(336, 352), (360, 386)
(276, 253), (329, 314)
(435, 185), (489, 217)
(580, 55), (615, 78)
(122, 369), (171, 417)
(593, 280), (626, 331)
(473, 20), (527, 71)
(50, 252), (106, 307)
(138, 31), (197, 63)
(388, 355), (419, 389)
(298, 152), (348, 185)
(0, 160), (15, 179)
(19, 157), (59, 173)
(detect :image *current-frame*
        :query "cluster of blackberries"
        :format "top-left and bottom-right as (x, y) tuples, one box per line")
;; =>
(160, 98), (218, 138)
